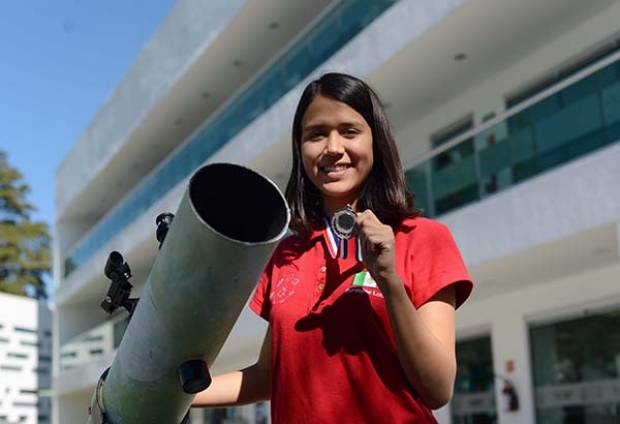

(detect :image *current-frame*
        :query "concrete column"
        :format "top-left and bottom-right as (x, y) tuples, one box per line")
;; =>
(491, 314), (536, 424)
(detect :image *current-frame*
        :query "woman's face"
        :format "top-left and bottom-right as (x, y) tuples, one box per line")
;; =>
(300, 95), (373, 210)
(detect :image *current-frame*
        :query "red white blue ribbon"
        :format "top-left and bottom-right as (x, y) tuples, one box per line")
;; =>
(323, 217), (363, 261)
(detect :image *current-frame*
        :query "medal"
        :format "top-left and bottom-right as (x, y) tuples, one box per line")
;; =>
(331, 204), (357, 239)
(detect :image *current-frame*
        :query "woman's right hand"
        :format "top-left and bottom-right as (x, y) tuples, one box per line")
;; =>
(191, 327), (272, 408)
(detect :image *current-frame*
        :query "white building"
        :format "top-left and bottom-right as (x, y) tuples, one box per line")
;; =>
(53, 0), (620, 423)
(0, 293), (52, 424)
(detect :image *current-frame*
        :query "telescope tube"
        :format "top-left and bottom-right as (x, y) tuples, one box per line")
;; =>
(89, 163), (290, 423)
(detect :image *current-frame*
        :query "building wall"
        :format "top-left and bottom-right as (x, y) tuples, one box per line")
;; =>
(434, 260), (620, 424)
(0, 293), (52, 424)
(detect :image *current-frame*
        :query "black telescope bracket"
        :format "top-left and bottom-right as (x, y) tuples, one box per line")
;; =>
(99, 213), (175, 317)
(100, 251), (137, 317)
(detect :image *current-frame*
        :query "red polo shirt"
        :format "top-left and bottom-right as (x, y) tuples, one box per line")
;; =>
(250, 217), (473, 423)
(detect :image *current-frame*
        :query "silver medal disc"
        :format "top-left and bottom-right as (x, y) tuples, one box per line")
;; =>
(331, 205), (357, 239)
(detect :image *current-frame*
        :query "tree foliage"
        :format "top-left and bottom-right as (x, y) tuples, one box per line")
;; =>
(0, 151), (51, 299)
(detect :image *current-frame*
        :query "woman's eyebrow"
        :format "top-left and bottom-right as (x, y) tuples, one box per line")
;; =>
(302, 124), (329, 133)
(303, 121), (363, 132)
(338, 121), (364, 128)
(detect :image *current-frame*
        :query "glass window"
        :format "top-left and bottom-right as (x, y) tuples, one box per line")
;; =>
(431, 139), (479, 215)
(255, 402), (269, 424)
(405, 163), (431, 215)
(452, 336), (497, 424)
(13, 326), (36, 334)
(530, 309), (620, 423)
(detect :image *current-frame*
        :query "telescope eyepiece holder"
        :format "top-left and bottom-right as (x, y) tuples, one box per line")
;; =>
(156, 212), (175, 249)
(100, 251), (137, 316)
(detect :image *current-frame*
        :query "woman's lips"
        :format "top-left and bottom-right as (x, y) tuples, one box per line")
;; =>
(320, 164), (351, 179)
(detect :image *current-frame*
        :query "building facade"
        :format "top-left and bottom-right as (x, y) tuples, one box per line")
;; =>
(53, 0), (620, 422)
(0, 293), (52, 424)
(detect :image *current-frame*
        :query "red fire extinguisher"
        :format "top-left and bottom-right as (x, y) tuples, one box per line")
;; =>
(500, 379), (519, 412)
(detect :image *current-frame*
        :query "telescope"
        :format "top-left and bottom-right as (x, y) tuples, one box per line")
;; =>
(88, 163), (290, 423)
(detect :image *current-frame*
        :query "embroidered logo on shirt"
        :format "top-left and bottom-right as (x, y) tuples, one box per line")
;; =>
(352, 271), (377, 288)
(270, 274), (301, 304)
(347, 271), (383, 299)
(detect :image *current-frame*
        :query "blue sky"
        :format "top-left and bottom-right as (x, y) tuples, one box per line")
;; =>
(0, 0), (175, 231)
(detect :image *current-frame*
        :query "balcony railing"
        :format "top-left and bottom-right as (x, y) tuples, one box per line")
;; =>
(405, 52), (620, 216)
(62, 0), (397, 279)
(59, 316), (129, 371)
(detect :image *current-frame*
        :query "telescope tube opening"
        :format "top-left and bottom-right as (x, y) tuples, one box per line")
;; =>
(189, 164), (289, 243)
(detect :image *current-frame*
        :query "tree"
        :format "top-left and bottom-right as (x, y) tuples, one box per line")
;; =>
(0, 151), (51, 299)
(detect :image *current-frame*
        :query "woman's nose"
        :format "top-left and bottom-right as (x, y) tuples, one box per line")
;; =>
(325, 132), (344, 156)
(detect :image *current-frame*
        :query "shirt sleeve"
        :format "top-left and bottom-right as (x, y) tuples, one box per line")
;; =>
(408, 220), (473, 309)
(249, 251), (276, 321)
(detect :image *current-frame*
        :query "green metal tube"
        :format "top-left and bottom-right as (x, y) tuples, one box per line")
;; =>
(89, 163), (289, 423)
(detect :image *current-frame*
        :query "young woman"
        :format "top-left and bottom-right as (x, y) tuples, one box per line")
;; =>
(192, 73), (473, 423)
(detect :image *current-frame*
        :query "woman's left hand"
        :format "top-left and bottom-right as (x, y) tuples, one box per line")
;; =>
(355, 210), (399, 291)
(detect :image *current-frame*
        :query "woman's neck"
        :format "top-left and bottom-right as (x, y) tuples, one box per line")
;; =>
(322, 196), (360, 217)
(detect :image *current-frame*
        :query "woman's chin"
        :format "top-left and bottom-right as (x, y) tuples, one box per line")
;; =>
(318, 183), (358, 200)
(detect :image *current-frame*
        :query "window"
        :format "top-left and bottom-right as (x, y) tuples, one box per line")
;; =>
(256, 402), (269, 424)
(431, 115), (474, 148)
(452, 336), (497, 424)
(13, 326), (36, 334)
(530, 308), (620, 423)
(13, 401), (37, 407)
(0, 365), (22, 371)
(429, 116), (479, 214)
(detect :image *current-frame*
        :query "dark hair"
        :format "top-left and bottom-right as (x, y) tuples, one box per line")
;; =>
(285, 72), (419, 235)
